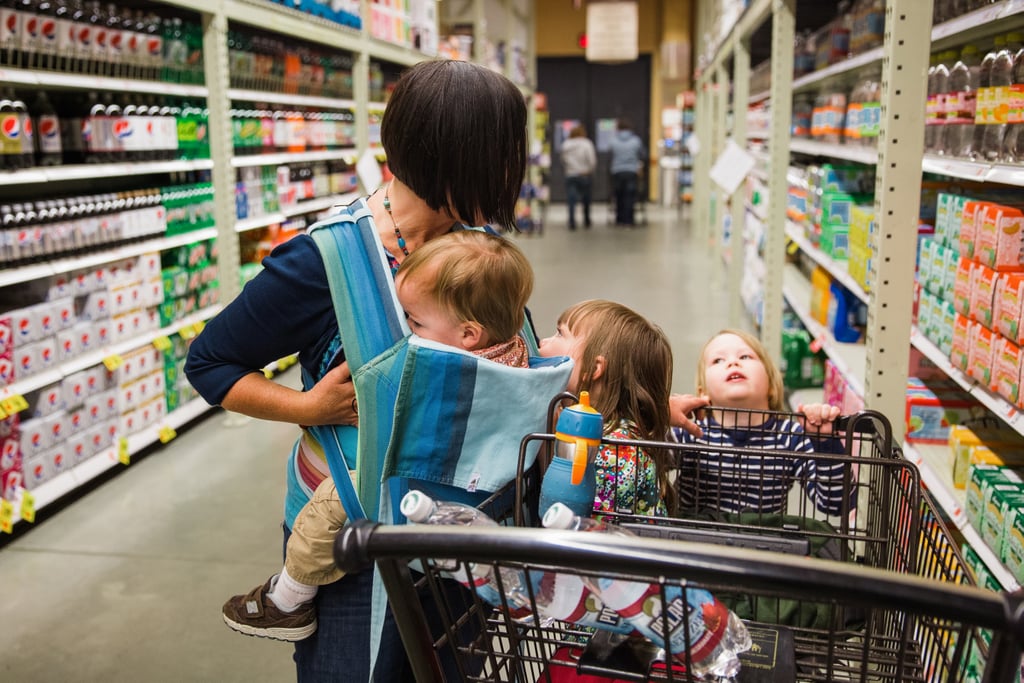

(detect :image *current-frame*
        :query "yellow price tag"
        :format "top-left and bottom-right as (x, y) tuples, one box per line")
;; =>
(20, 491), (35, 524)
(0, 394), (29, 416)
(103, 354), (124, 371)
(0, 406), (7, 420)
(153, 336), (173, 352)
(118, 437), (131, 465)
(193, 320), (206, 334)
(178, 325), (197, 340)
(786, 239), (800, 256)
(158, 426), (177, 444)
(0, 499), (13, 533)
(263, 368), (274, 378)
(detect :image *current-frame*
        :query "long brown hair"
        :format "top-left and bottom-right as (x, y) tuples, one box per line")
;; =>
(557, 300), (677, 513)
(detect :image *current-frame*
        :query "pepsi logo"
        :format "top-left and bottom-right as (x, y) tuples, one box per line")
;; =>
(147, 38), (161, 56)
(40, 19), (56, 42)
(25, 17), (39, 38)
(53, 453), (63, 468)
(22, 118), (31, 137)
(5, 15), (18, 33)
(17, 319), (30, 335)
(112, 119), (133, 139)
(40, 347), (52, 363)
(62, 339), (73, 354)
(32, 464), (45, 481)
(88, 405), (98, 419)
(109, 33), (122, 50)
(18, 354), (31, 372)
(79, 333), (90, 347)
(59, 307), (71, 323)
(70, 413), (81, 429)
(46, 391), (59, 406)
(51, 423), (62, 438)
(77, 27), (91, 46)
(1, 115), (21, 140)
(95, 29), (107, 48)
(31, 433), (41, 448)
(127, 35), (139, 51)
(71, 382), (83, 398)
(40, 314), (52, 330)
(86, 376), (96, 390)
(73, 443), (84, 458)
(39, 117), (59, 139)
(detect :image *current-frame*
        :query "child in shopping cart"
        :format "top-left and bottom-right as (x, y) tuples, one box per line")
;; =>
(670, 329), (847, 516)
(221, 230), (542, 642)
(538, 299), (682, 517)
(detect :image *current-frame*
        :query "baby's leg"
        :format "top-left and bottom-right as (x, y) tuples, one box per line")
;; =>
(285, 474), (353, 586)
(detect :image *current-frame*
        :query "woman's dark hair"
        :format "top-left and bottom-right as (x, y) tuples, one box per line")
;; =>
(382, 60), (528, 231)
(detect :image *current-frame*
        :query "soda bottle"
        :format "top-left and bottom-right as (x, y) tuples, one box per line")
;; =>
(162, 15), (185, 83)
(104, 2), (122, 77)
(121, 9), (144, 80)
(1002, 43), (1024, 163)
(142, 12), (162, 81)
(20, 0), (41, 69)
(50, 0), (71, 71)
(85, 0), (105, 76)
(925, 52), (950, 154)
(945, 45), (981, 158)
(32, 90), (61, 166)
(982, 34), (1018, 161)
(537, 392), (604, 519)
(35, 0), (58, 69)
(11, 90), (33, 168)
(545, 503), (753, 680)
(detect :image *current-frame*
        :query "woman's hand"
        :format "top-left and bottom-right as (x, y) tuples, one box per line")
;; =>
(303, 362), (358, 426)
(670, 393), (710, 438)
(797, 402), (841, 434)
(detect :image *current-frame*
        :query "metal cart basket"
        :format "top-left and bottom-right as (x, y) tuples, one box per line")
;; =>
(335, 401), (1024, 682)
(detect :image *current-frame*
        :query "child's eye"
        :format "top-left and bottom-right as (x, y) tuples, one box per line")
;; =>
(710, 357), (724, 365)
(740, 353), (755, 360)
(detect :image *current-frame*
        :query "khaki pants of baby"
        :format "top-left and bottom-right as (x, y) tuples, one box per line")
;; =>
(284, 471), (357, 585)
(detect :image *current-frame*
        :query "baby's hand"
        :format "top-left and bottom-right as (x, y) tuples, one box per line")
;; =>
(796, 403), (841, 434)
(670, 393), (710, 438)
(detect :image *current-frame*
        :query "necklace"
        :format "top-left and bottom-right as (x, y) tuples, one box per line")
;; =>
(382, 184), (410, 258)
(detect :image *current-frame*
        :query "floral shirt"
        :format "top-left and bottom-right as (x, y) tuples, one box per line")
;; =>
(593, 419), (667, 517)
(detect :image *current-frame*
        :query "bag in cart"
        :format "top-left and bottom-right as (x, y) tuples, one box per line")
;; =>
(335, 400), (1024, 682)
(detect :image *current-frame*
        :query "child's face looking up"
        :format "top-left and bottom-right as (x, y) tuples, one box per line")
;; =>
(539, 321), (584, 393)
(701, 333), (770, 410)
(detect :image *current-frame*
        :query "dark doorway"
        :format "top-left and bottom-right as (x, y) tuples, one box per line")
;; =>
(537, 55), (652, 203)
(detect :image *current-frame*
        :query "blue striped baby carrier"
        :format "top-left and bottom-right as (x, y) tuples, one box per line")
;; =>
(305, 199), (572, 680)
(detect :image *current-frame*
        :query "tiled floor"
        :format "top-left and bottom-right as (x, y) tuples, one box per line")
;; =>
(0, 201), (749, 681)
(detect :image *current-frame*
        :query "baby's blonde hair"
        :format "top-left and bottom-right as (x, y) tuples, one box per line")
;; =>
(397, 231), (532, 342)
(695, 329), (785, 411)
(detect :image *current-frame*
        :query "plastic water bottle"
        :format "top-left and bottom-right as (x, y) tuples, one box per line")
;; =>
(1001, 44), (1024, 163)
(537, 391), (604, 519)
(925, 52), (951, 154)
(945, 45), (981, 158)
(400, 490), (529, 612)
(545, 503), (752, 680)
(982, 35), (1017, 161)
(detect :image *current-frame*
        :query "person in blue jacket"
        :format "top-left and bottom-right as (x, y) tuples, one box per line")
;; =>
(184, 60), (528, 683)
(608, 117), (646, 226)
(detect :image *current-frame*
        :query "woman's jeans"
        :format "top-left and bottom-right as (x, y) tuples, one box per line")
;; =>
(565, 174), (592, 229)
(612, 171), (638, 225)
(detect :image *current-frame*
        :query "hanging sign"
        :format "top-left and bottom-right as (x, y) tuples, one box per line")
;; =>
(586, 1), (638, 63)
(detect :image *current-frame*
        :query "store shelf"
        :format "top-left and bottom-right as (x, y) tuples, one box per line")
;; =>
(748, 89), (770, 104)
(902, 440), (1020, 591)
(8, 396), (214, 528)
(785, 221), (868, 303)
(227, 89), (356, 110)
(923, 153), (1024, 186)
(931, 0), (1024, 47)
(0, 159), (215, 187)
(789, 139), (878, 166)
(791, 45), (885, 93)
(0, 67), (209, 97)
(234, 192), (361, 232)
(782, 264), (866, 399)
(230, 149), (355, 168)
(0, 228), (220, 289)
(909, 327), (1024, 437)
(0, 306), (222, 399)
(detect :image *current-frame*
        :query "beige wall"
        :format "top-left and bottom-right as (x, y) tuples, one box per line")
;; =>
(534, 0), (693, 195)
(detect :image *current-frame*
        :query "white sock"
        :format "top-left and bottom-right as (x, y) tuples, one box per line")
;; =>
(267, 567), (318, 613)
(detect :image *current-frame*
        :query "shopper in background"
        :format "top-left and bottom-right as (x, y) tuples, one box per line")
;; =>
(538, 300), (680, 517)
(559, 124), (597, 230)
(220, 230), (536, 643)
(670, 329), (846, 515)
(185, 60), (527, 682)
(608, 117), (646, 226)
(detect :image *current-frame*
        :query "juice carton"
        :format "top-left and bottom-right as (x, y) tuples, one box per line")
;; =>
(905, 378), (982, 444)
(992, 335), (1023, 405)
(1004, 506), (1024, 586)
(982, 488), (1024, 559)
(977, 203), (1024, 271)
(918, 237), (935, 293)
(953, 257), (975, 317)
(968, 324), (997, 385)
(995, 272), (1024, 345)
(969, 263), (998, 329)
(936, 298), (956, 356)
(966, 464), (1024, 533)
(959, 200), (984, 261)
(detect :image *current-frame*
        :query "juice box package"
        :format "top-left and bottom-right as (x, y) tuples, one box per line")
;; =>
(969, 263), (998, 329)
(953, 257), (975, 317)
(967, 324), (997, 386)
(976, 203), (1024, 272)
(995, 272), (1024, 345)
(965, 464), (1024, 533)
(982, 488), (1024, 560)
(904, 378), (981, 444)
(950, 314), (972, 372)
(992, 335), (1022, 405)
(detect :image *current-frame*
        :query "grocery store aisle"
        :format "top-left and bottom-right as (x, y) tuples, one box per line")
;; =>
(0, 202), (744, 681)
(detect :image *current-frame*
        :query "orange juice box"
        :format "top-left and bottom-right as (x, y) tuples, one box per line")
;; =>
(970, 263), (998, 329)
(969, 324), (997, 385)
(953, 256), (976, 316)
(960, 200), (984, 260)
(995, 272), (1024, 345)
(950, 313), (972, 372)
(992, 335), (1023, 405)
(977, 203), (1024, 271)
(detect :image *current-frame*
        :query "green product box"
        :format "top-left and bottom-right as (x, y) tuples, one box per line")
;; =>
(982, 488), (1024, 560)
(158, 301), (178, 328)
(965, 464), (1023, 532)
(1004, 503), (1024, 586)
(164, 361), (180, 388)
(819, 220), (850, 260)
(165, 387), (181, 413)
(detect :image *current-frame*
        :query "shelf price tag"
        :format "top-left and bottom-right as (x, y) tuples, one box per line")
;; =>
(20, 491), (35, 524)
(158, 426), (177, 444)
(152, 336), (173, 352)
(178, 324), (197, 341)
(0, 499), (14, 534)
(263, 368), (274, 379)
(785, 239), (800, 256)
(118, 437), (131, 465)
(808, 335), (825, 354)
(0, 394), (29, 416)
(193, 320), (205, 334)
(103, 354), (125, 372)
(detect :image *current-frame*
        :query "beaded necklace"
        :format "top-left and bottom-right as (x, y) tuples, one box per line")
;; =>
(382, 183), (410, 259)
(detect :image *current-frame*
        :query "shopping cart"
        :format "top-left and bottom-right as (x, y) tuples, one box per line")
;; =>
(334, 399), (1024, 682)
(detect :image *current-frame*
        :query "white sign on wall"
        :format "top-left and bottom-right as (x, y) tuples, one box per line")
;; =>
(586, 1), (638, 63)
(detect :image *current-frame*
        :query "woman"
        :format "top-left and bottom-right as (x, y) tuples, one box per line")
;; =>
(185, 60), (527, 682)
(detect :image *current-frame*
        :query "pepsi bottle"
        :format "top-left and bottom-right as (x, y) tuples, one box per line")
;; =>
(32, 90), (60, 165)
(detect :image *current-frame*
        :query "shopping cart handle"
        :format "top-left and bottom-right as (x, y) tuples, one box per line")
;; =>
(334, 519), (381, 574)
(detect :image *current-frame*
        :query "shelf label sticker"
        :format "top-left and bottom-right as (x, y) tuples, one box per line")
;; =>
(263, 368), (274, 379)
(153, 336), (173, 352)
(20, 491), (35, 523)
(178, 325), (197, 340)
(118, 437), (131, 465)
(103, 354), (124, 372)
(0, 499), (13, 533)
(0, 394), (29, 416)
(808, 335), (825, 354)
(158, 426), (177, 444)
(193, 320), (205, 334)
(786, 239), (800, 256)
